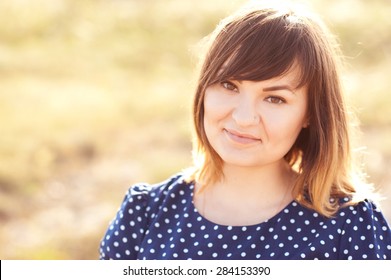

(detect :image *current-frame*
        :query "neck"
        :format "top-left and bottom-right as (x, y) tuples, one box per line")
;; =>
(219, 160), (294, 198)
(194, 160), (297, 226)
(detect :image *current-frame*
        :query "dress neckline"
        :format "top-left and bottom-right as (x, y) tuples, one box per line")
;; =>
(188, 181), (296, 229)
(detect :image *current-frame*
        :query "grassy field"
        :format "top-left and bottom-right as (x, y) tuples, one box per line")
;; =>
(0, 0), (390, 259)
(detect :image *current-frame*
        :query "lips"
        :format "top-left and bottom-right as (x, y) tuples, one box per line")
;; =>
(224, 128), (262, 145)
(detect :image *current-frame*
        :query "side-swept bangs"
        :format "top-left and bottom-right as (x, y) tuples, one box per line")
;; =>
(204, 9), (320, 90)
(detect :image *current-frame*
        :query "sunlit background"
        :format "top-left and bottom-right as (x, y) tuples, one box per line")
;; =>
(0, 0), (390, 259)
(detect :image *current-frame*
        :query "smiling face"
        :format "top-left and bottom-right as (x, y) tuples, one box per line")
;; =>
(203, 65), (308, 169)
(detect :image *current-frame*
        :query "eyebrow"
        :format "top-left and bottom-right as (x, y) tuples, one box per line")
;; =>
(262, 85), (296, 94)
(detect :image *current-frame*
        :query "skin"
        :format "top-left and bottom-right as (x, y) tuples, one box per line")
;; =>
(195, 64), (309, 226)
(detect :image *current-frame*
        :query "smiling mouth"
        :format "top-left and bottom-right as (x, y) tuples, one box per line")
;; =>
(224, 128), (262, 145)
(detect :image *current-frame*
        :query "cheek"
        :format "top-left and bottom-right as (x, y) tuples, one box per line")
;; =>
(262, 106), (307, 142)
(204, 90), (232, 124)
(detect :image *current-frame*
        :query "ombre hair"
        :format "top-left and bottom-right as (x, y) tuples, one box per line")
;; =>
(186, 1), (374, 217)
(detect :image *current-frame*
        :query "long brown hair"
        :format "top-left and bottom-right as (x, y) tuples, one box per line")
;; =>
(187, 2), (373, 217)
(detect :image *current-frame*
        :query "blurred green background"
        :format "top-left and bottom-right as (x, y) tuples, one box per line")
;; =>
(0, 0), (390, 259)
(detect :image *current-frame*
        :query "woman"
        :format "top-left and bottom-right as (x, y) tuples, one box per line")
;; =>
(100, 1), (391, 259)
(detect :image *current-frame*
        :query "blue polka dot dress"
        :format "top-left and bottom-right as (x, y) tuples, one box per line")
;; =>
(100, 173), (391, 260)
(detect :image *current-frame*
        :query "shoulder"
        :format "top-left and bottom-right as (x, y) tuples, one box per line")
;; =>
(336, 198), (391, 259)
(122, 172), (192, 209)
(338, 197), (386, 219)
(99, 172), (192, 259)
(335, 197), (389, 226)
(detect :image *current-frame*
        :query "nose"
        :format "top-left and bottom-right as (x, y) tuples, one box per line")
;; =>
(231, 93), (260, 126)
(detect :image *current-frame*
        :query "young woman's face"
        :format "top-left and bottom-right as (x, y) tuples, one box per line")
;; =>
(203, 65), (308, 169)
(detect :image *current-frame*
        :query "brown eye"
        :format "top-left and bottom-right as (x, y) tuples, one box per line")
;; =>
(265, 96), (285, 104)
(221, 81), (238, 92)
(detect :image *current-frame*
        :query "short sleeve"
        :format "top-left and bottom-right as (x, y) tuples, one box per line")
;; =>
(99, 184), (151, 260)
(338, 200), (391, 259)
